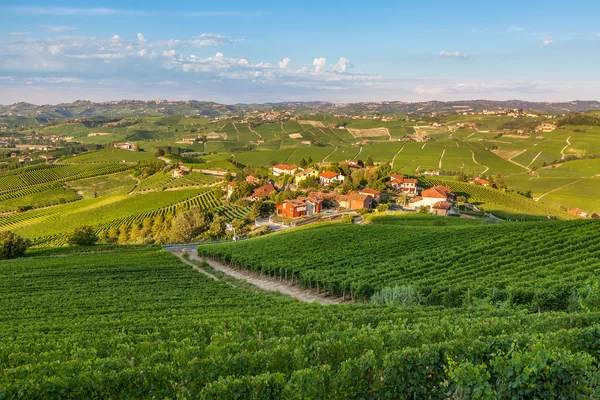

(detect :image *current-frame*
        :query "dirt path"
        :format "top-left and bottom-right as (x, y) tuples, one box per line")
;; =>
(185, 251), (344, 304)
(391, 144), (405, 169)
(232, 123), (240, 134)
(438, 147), (446, 169)
(322, 147), (338, 162)
(172, 251), (219, 281)
(470, 150), (489, 174)
(249, 125), (262, 140)
(535, 179), (584, 201)
(285, 147), (298, 163)
(561, 136), (572, 159)
(527, 151), (542, 169)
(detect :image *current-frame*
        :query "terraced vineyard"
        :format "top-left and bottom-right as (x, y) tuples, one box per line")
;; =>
(200, 218), (600, 309)
(3, 248), (600, 398)
(0, 163), (131, 194)
(419, 176), (576, 220)
(135, 171), (220, 192)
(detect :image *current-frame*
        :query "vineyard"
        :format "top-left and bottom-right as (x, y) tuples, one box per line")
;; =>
(27, 190), (250, 247)
(134, 171), (220, 192)
(200, 218), (600, 309)
(418, 176), (575, 220)
(0, 163), (131, 194)
(2, 248), (600, 398)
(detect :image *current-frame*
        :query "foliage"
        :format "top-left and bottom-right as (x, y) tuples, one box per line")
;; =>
(67, 225), (98, 246)
(0, 231), (30, 259)
(371, 285), (423, 306)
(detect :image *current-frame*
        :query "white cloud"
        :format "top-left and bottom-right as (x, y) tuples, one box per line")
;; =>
(542, 39), (554, 46)
(162, 50), (176, 58)
(9, 32), (31, 36)
(137, 33), (146, 42)
(438, 51), (467, 59)
(138, 48), (147, 57)
(313, 57), (327, 72)
(112, 35), (120, 40)
(39, 25), (78, 32)
(278, 57), (291, 69)
(332, 57), (353, 73)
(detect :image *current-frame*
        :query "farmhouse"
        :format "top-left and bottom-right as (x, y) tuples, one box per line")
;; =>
(422, 170), (440, 176)
(591, 213), (599, 219)
(18, 156), (32, 163)
(337, 192), (372, 210)
(272, 164), (299, 176)
(389, 174), (418, 194)
(245, 175), (260, 185)
(39, 154), (54, 161)
(226, 181), (237, 199)
(469, 178), (490, 186)
(535, 123), (556, 133)
(114, 142), (138, 151)
(358, 188), (381, 203)
(409, 185), (455, 210)
(432, 201), (454, 216)
(252, 184), (275, 200)
(276, 196), (323, 219)
(319, 171), (345, 186)
(295, 168), (318, 184)
(171, 168), (189, 178)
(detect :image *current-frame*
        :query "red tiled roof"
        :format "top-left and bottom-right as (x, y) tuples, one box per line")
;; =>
(408, 196), (423, 203)
(320, 171), (339, 179)
(252, 184), (275, 198)
(433, 201), (452, 210)
(404, 178), (418, 184)
(568, 209), (582, 216)
(470, 179), (490, 185)
(390, 174), (404, 182)
(272, 164), (297, 171)
(591, 213), (599, 219)
(422, 187), (448, 199)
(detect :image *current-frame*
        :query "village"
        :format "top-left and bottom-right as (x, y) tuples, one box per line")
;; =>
(219, 160), (494, 225)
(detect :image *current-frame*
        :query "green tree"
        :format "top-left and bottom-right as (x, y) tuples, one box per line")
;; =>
(107, 227), (119, 243)
(419, 205), (429, 214)
(117, 224), (129, 244)
(0, 231), (30, 259)
(170, 207), (211, 242)
(365, 156), (374, 167)
(67, 225), (98, 246)
(299, 157), (308, 168)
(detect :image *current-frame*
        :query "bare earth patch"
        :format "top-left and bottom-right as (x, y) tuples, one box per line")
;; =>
(299, 120), (325, 128)
(347, 127), (390, 138)
(288, 133), (303, 139)
(87, 132), (111, 137)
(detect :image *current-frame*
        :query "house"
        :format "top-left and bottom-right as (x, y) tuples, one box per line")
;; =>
(295, 168), (318, 184)
(276, 196), (323, 218)
(272, 164), (299, 176)
(171, 168), (189, 178)
(358, 188), (381, 203)
(432, 201), (454, 216)
(337, 192), (372, 210)
(568, 209), (587, 218)
(409, 185), (455, 210)
(389, 174), (418, 194)
(252, 184), (275, 199)
(535, 123), (556, 133)
(469, 178), (490, 186)
(114, 142), (138, 151)
(39, 154), (54, 161)
(246, 175), (260, 185)
(18, 156), (32, 163)
(591, 213), (599, 219)
(345, 159), (362, 169)
(301, 140), (312, 145)
(10, 153), (17, 158)
(422, 170), (440, 176)
(319, 171), (345, 186)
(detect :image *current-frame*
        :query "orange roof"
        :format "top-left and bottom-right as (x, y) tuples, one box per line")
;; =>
(422, 187), (448, 199)
(272, 164), (297, 171)
(390, 174), (404, 182)
(470, 179), (490, 185)
(404, 178), (418, 184)
(252, 184), (275, 198)
(433, 201), (452, 210)
(320, 171), (340, 179)
(568, 209), (582, 215)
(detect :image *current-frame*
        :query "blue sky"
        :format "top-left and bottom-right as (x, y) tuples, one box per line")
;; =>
(1, 0), (600, 104)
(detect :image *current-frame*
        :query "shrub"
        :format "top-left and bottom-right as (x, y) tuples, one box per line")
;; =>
(67, 225), (99, 246)
(0, 231), (31, 259)
(371, 285), (423, 306)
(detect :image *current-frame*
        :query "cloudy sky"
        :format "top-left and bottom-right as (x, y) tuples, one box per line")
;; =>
(1, 0), (600, 104)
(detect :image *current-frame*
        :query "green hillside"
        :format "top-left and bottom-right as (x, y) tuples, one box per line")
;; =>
(3, 247), (600, 398)
(200, 217), (600, 309)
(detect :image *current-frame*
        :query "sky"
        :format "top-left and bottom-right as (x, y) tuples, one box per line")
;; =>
(1, 0), (600, 105)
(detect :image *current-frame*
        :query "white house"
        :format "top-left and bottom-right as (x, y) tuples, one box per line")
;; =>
(272, 164), (299, 176)
(409, 185), (455, 210)
(319, 171), (345, 186)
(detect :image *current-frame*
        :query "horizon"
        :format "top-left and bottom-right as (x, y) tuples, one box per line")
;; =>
(2, 98), (600, 108)
(2, 0), (600, 104)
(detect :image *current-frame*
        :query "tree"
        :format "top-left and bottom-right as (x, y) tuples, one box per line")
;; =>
(307, 156), (314, 166)
(365, 156), (374, 167)
(155, 148), (165, 157)
(0, 231), (30, 259)
(419, 205), (429, 214)
(118, 224), (129, 244)
(299, 157), (308, 169)
(107, 227), (119, 243)
(170, 207), (211, 242)
(67, 225), (98, 246)
(209, 214), (228, 237)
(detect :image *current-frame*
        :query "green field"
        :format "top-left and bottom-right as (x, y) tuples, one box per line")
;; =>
(3, 244), (600, 397)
